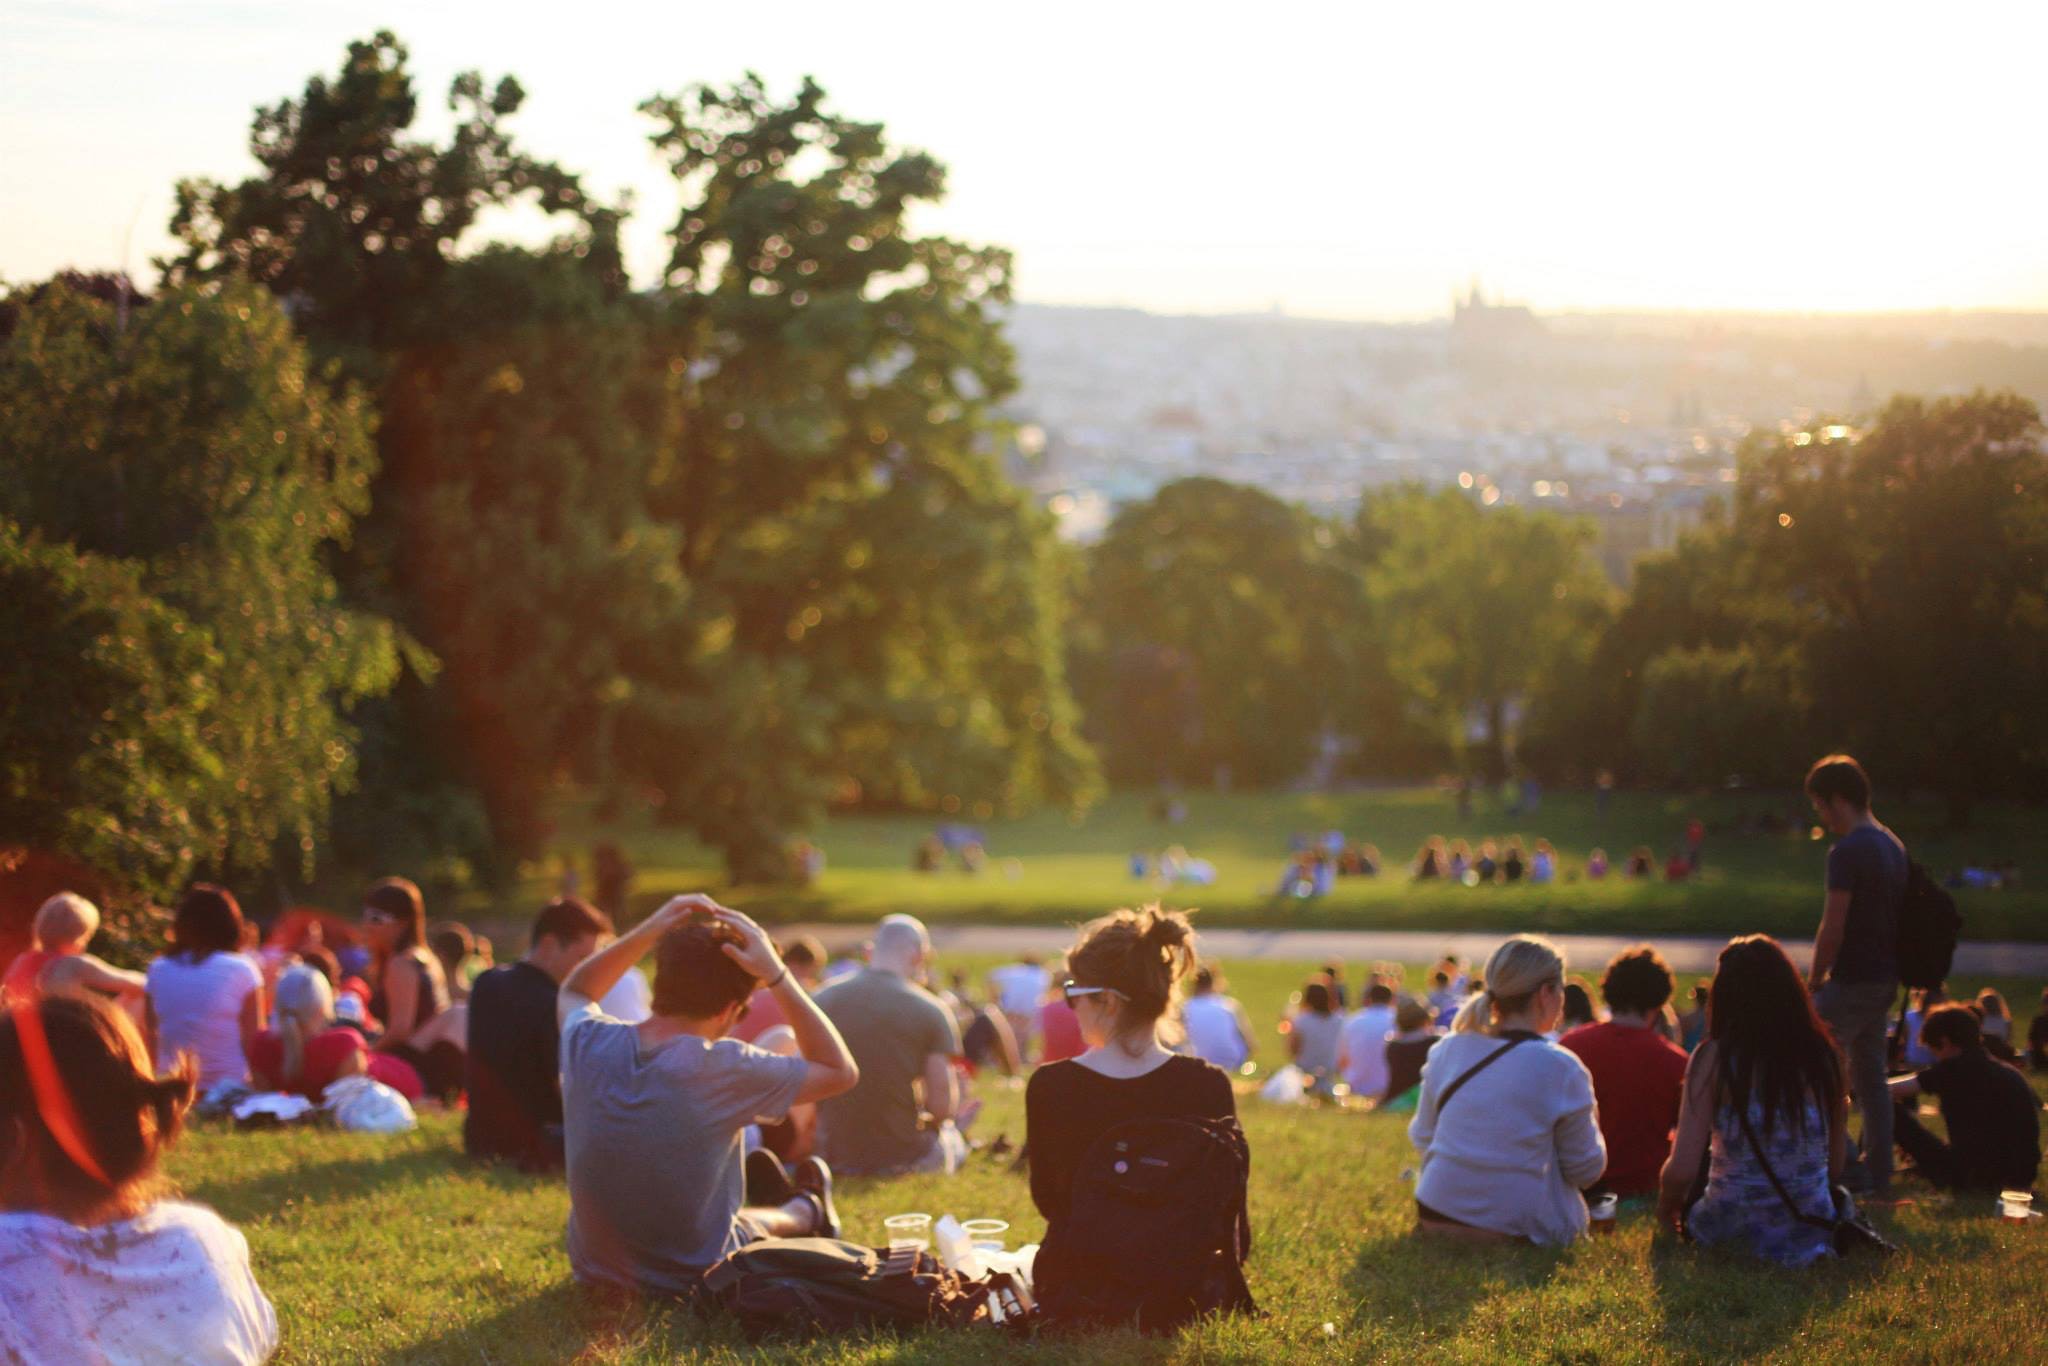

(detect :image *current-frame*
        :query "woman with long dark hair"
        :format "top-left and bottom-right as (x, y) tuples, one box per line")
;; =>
(1657, 935), (1848, 1265)
(359, 878), (463, 1097)
(144, 885), (265, 1088)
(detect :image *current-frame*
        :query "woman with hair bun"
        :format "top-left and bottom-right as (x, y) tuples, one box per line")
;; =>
(0, 994), (278, 1362)
(1407, 935), (1607, 1244)
(1025, 905), (1244, 1325)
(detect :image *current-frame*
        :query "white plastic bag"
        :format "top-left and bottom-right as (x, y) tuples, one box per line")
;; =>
(1259, 1064), (1307, 1105)
(322, 1075), (417, 1133)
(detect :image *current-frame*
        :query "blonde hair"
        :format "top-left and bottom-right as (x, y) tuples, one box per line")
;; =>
(1451, 935), (1566, 1035)
(273, 965), (335, 1087)
(33, 893), (99, 951)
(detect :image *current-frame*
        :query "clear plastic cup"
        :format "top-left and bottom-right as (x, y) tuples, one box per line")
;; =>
(1589, 1193), (1618, 1235)
(884, 1213), (933, 1251)
(2000, 1190), (2034, 1222)
(961, 1219), (1010, 1251)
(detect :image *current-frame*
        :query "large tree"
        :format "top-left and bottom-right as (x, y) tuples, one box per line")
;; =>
(0, 279), (400, 884)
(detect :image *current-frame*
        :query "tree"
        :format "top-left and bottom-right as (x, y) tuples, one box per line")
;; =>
(1074, 477), (1353, 787)
(1357, 485), (1613, 780)
(1629, 645), (1810, 787)
(0, 278), (401, 881)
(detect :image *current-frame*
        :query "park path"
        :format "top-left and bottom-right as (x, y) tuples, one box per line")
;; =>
(782, 923), (2048, 979)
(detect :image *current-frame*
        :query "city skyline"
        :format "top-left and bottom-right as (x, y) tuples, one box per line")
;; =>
(7, 1), (2048, 318)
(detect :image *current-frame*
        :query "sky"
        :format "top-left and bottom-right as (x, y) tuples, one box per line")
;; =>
(6, 0), (2047, 320)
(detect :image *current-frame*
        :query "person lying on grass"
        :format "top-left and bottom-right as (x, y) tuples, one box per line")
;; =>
(556, 895), (858, 1297)
(1657, 936), (1849, 1266)
(1408, 935), (1606, 1245)
(0, 993), (278, 1364)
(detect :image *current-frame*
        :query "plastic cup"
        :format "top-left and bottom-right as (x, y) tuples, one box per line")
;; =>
(962, 1219), (1010, 1251)
(2000, 1190), (2034, 1222)
(1589, 1194), (1618, 1235)
(884, 1213), (933, 1251)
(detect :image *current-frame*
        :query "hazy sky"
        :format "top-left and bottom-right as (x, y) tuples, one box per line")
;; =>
(6, 0), (2046, 319)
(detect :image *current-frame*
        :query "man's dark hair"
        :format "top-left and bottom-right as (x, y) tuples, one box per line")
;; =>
(1919, 1002), (1983, 1053)
(531, 897), (612, 948)
(1804, 754), (1871, 811)
(1367, 983), (1395, 1006)
(780, 934), (824, 971)
(651, 922), (759, 1019)
(1301, 981), (1333, 1015)
(172, 885), (243, 961)
(1601, 944), (1676, 1014)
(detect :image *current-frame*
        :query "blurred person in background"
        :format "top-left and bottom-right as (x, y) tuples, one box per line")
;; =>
(146, 885), (264, 1090)
(1182, 966), (1253, 1073)
(1340, 982), (1398, 1100)
(2, 893), (146, 1013)
(1286, 980), (1343, 1097)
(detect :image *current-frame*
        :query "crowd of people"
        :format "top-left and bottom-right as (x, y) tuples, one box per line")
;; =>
(1, 753), (2043, 1360)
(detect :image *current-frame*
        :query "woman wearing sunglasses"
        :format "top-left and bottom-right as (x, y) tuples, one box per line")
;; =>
(1024, 905), (1243, 1325)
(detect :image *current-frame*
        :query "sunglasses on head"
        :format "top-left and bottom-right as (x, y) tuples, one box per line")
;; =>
(1062, 980), (1126, 1010)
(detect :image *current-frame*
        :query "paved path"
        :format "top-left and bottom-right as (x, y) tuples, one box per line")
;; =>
(785, 923), (2048, 978)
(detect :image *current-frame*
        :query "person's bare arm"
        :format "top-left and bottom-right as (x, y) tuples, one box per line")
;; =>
(713, 908), (858, 1106)
(65, 954), (147, 998)
(378, 956), (420, 1048)
(921, 1050), (958, 1122)
(239, 989), (263, 1066)
(1658, 1042), (1717, 1234)
(1808, 890), (1851, 989)
(558, 894), (711, 1027)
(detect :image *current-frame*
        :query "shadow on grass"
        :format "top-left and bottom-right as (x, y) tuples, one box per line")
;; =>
(1341, 1225), (1567, 1331)
(1645, 1231), (1867, 1358)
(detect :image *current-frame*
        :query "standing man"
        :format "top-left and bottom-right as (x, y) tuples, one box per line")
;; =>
(464, 896), (612, 1170)
(1804, 754), (1906, 1200)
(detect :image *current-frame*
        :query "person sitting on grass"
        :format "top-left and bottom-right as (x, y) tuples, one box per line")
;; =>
(1287, 980), (1344, 1097)
(1561, 945), (1689, 1197)
(1382, 998), (1441, 1105)
(1, 893), (147, 1012)
(359, 878), (464, 1099)
(1888, 1002), (2041, 1196)
(814, 915), (968, 1176)
(1974, 989), (2019, 1063)
(248, 964), (369, 1102)
(146, 885), (265, 1090)
(1408, 935), (1605, 1244)
(1183, 966), (1254, 1073)
(1339, 982), (1398, 1100)
(732, 935), (825, 1045)
(557, 896), (855, 1296)
(0, 994), (277, 1363)
(2029, 988), (2048, 1072)
(1559, 980), (1599, 1033)
(1658, 936), (1848, 1266)
(1026, 906), (1246, 1329)
(464, 896), (612, 1171)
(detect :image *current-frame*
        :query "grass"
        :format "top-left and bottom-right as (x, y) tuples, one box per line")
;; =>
(513, 788), (2048, 944)
(164, 954), (2048, 1364)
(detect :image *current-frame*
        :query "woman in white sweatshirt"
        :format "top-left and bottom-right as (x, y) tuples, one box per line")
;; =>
(1407, 936), (1606, 1245)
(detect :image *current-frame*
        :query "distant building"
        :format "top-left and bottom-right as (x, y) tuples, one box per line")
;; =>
(1451, 281), (1545, 348)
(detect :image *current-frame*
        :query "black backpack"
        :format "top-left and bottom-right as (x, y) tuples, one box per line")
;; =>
(1036, 1115), (1256, 1334)
(1896, 857), (1962, 990)
(700, 1238), (990, 1339)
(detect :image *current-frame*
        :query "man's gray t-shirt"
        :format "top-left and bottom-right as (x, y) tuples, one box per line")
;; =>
(1827, 822), (1906, 984)
(560, 1001), (807, 1294)
(813, 969), (962, 1175)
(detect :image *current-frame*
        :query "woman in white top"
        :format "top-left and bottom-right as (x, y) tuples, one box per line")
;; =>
(145, 885), (264, 1089)
(1181, 966), (1253, 1071)
(0, 993), (277, 1363)
(1408, 936), (1606, 1245)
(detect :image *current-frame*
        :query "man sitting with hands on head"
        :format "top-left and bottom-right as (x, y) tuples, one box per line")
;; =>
(557, 895), (859, 1297)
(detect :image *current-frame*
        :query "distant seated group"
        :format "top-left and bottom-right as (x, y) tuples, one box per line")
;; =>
(1413, 833), (1704, 886)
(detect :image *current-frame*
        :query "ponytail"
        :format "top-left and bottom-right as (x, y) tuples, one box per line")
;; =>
(272, 964), (335, 1088)
(1449, 989), (1494, 1036)
(1066, 904), (1199, 1049)
(1454, 936), (1567, 1037)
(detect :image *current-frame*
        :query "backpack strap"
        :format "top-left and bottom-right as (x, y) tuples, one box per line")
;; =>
(1733, 1103), (1836, 1233)
(1434, 1035), (1530, 1114)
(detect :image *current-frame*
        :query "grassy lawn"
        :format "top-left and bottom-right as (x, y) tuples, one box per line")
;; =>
(514, 788), (2048, 944)
(164, 954), (2048, 1364)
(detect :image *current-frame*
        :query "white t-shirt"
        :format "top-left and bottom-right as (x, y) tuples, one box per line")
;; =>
(1183, 993), (1249, 1071)
(599, 966), (653, 1023)
(0, 1201), (278, 1365)
(147, 952), (263, 1088)
(987, 963), (1051, 1016)
(1340, 1004), (1398, 1098)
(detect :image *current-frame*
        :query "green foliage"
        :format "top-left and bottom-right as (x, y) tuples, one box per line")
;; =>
(1074, 477), (1355, 786)
(0, 279), (400, 883)
(1630, 645), (1810, 787)
(1357, 485), (1614, 779)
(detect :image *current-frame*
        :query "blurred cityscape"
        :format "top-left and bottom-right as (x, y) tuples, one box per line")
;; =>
(1006, 291), (2048, 581)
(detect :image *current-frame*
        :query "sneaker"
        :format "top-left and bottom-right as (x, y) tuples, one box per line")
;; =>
(792, 1157), (839, 1239)
(745, 1148), (795, 1207)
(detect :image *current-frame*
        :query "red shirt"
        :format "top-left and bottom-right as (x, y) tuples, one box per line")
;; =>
(2, 949), (70, 1002)
(1037, 1000), (1086, 1064)
(731, 987), (789, 1044)
(1560, 1020), (1689, 1195)
(248, 1026), (368, 1100)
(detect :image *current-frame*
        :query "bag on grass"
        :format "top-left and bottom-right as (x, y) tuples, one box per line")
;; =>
(1258, 1064), (1306, 1104)
(1035, 1115), (1255, 1334)
(700, 1238), (990, 1338)
(322, 1075), (417, 1133)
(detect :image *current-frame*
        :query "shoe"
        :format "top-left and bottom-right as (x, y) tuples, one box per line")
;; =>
(745, 1148), (795, 1207)
(792, 1156), (839, 1239)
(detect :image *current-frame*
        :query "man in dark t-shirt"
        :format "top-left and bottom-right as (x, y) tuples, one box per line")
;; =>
(1805, 754), (1906, 1199)
(465, 897), (611, 1169)
(1889, 1004), (2041, 1193)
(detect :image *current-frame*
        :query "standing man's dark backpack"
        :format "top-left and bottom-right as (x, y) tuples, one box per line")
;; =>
(1035, 1114), (1255, 1334)
(1896, 857), (1962, 991)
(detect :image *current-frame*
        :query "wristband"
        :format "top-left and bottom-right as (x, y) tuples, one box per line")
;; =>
(765, 966), (789, 991)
